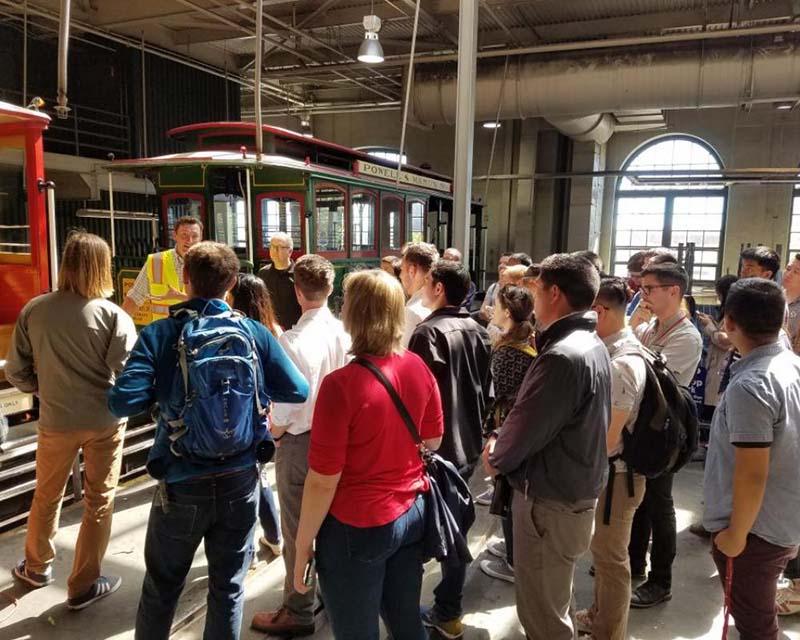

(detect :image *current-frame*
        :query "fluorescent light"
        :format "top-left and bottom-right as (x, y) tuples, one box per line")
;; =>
(482, 121), (502, 129)
(775, 101), (795, 111)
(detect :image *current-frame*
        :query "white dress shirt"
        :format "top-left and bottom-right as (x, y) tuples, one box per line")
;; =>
(270, 306), (351, 435)
(401, 289), (432, 348)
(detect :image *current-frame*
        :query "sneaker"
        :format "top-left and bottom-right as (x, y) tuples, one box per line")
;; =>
(251, 607), (315, 636)
(480, 558), (515, 583)
(630, 580), (672, 608)
(67, 575), (122, 610)
(575, 608), (593, 635)
(13, 560), (53, 589)
(259, 536), (282, 556)
(486, 539), (506, 559)
(421, 606), (464, 639)
(777, 579), (800, 616)
(475, 488), (494, 506)
(689, 522), (712, 538)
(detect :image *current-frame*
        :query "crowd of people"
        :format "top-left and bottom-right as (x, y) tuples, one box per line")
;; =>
(4, 216), (800, 640)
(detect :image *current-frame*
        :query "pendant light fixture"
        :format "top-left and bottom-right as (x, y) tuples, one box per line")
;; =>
(358, 2), (384, 64)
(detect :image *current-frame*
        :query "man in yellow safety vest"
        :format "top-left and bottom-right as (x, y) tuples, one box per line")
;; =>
(122, 216), (203, 324)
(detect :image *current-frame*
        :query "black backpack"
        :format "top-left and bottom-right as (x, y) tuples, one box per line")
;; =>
(602, 344), (699, 525)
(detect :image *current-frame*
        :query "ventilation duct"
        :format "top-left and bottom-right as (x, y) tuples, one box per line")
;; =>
(411, 45), (800, 141)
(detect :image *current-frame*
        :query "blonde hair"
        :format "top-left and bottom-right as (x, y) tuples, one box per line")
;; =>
(500, 264), (527, 286)
(342, 269), (405, 356)
(58, 231), (114, 299)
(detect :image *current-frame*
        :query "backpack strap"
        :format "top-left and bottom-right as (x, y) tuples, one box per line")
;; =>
(353, 357), (425, 452)
(602, 461), (616, 526)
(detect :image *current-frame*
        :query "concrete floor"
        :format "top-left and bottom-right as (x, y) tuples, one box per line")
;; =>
(1, 463), (799, 639)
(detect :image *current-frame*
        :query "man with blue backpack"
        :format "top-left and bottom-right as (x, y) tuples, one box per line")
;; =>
(109, 241), (309, 640)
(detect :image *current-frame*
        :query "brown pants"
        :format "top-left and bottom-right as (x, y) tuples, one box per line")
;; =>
(712, 533), (798, 640)
(25, 425), (125, 598)
(512, 490), (596, 640)
(274, 431), (315, 622)
(589, 472), (646, 640)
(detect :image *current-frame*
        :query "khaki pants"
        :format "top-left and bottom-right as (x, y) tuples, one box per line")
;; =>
(275, 432), (315, 622)
(25, 425), (125, 598)
(589, 471), (646, 640)
(512, 490), (596, 640)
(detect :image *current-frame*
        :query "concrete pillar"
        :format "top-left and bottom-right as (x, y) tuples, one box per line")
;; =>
(567, 141), (606, 254)
(451, 0), (478, 257)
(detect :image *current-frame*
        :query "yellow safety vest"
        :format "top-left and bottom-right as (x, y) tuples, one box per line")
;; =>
(144, 249), (185, 323)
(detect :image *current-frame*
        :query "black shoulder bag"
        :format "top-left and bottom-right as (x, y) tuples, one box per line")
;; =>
(354, 357), (475, 566)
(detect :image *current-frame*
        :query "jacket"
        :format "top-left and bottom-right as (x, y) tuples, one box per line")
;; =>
(258, 262), (302, 330)
(408, 306), (493, 474)
(490, 311), (611, 503)
(108, 298), (309, 483)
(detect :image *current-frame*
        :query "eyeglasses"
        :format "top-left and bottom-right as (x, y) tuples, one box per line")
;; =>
(640, 284), (674, 295)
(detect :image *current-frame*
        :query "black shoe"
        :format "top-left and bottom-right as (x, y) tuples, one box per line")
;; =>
(689, 522), (712, 539)
(67, 575), (122, 610)
(589, 565), (595, 577)
(630, 580), (672, 608)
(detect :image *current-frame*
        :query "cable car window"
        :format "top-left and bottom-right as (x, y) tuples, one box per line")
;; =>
(407, 200), (426, 243)
(261, 196), (302, 251)
(381, 194), (403, 252)
(315, 185), (346, 254)
(213, 194), (247, 249)
(0, 161), (28, 255)
(351, 191), (376, 255)
(164, 195), (203, 248)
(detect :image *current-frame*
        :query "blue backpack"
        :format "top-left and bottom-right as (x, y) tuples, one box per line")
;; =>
(163, 306), (267, 463)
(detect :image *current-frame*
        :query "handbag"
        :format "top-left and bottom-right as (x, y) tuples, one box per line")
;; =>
(354, 357), (475, 566)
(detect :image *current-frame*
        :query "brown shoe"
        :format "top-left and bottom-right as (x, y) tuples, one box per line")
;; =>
(251, 607), (315, 637)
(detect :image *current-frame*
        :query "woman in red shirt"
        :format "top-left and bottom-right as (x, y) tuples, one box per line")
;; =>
(292, 269), (443, 639)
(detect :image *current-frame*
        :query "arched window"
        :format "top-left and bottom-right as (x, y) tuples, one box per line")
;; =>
(612, 135), (727, 285)
(789, 184), (800, 256)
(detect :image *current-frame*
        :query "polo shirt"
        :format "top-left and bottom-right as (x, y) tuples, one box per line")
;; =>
(703, 342), (800, 548)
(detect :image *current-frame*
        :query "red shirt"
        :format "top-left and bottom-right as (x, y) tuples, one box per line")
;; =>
(308, 351), (444, 527)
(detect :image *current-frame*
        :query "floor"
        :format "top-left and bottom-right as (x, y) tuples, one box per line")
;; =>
(1, 462), (799, 640)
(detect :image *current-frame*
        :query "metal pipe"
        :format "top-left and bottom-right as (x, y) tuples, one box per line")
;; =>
(254, 0), (264, 161)
(44, 182), (57, 289)
(56, 0), (71, 119)
(396, 0), (421, 186)
(107, 154), (116, 257)
(473, 168), (800, 180)
(245, 168), (254, 266)
(263, 22), (800, 78)
(482, 56), (509, 203)
(141, 33), (148, 157)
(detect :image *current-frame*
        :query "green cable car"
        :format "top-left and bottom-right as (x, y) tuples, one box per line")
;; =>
(106, 122), (485, 306)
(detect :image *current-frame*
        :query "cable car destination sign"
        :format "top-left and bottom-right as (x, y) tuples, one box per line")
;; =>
(354, 160), (451, 193)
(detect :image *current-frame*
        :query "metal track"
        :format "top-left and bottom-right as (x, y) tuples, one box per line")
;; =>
(0, 414), (156, 531)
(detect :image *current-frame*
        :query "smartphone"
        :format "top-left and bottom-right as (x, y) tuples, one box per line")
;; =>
(303, 557), (315, 587)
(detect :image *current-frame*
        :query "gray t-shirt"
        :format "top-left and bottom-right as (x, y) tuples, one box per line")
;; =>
(4, 291), (137, 430)
(703, 341), (800, 548)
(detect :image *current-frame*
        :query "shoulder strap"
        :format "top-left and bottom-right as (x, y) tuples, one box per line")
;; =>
(354, 357), (423, 446)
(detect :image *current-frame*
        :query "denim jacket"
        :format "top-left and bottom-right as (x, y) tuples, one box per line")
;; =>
(108, 298), (309, 483)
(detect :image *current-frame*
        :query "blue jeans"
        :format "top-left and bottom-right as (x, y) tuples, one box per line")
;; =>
(316, 494), (427, 640)
(258, 465), (280, 545)
(135, 467), (258, 640)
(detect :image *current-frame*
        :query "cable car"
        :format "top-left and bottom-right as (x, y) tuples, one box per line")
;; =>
(106, 122), (485, 313)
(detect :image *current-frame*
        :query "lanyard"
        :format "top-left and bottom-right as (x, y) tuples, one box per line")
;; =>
(643, 316), (685, 348)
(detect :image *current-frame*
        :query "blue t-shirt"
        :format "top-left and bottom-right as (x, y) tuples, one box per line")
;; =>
(703, 342), (800, 548)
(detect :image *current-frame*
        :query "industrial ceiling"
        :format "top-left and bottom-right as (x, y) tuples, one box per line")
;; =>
(2, 0), (800, 122)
